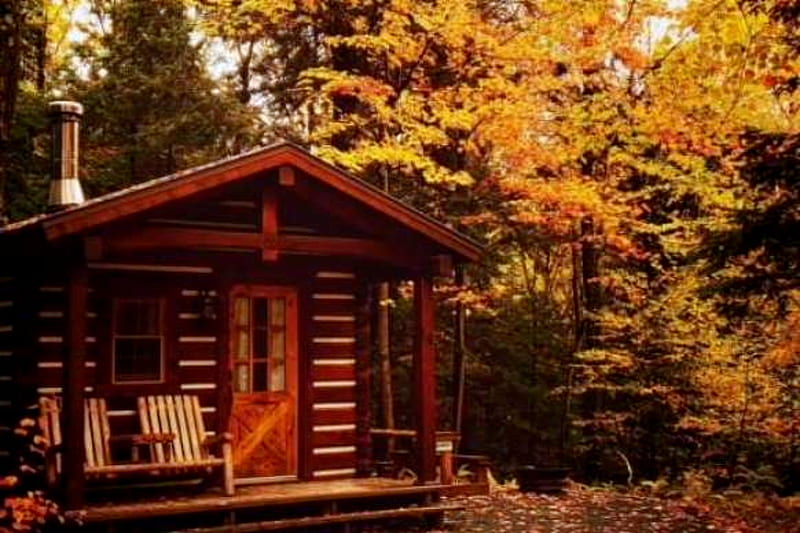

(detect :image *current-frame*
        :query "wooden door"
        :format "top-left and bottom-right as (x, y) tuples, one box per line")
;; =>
(229, 286), (298, 480)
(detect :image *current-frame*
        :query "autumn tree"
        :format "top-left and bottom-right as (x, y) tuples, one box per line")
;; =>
(73, 0), (259, 196)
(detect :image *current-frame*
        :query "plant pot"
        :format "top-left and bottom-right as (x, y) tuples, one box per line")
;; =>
(516, 465), (571, 493)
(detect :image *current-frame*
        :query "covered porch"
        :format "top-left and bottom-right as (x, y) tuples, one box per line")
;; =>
(68, 478), (463, 532)
(0, 140), (486, 516)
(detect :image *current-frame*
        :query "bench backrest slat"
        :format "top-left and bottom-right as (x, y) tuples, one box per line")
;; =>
(38, 396), (110, 470)
(139, 395), (209, 463)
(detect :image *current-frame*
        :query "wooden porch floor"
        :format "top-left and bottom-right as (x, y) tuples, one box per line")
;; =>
(69, 478), (448, 526)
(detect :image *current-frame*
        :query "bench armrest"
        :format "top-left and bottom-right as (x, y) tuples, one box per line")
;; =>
(112, 433), (175, 445)
(44, 443), (63, 459)
(203, 432), (233, 449)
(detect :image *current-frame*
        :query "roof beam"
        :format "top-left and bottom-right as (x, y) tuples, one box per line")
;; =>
(262, 186), (279, 262)
(103, 227), (424, 269)
(35, 144), (481, 261)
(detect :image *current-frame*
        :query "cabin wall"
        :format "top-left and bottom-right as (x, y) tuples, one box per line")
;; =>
(23, 267), (222, 455)
(3, 258), (362, 479)
(309, 270), (358, 478)
(0, 273), (18, 471)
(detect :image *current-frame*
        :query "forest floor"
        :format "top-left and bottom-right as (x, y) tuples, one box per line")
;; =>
(416, 483), (800, 533)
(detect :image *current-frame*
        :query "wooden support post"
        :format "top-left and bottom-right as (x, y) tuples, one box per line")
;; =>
(377, 282), (395, 455)
(261, 186), (279, 262)
(62, 257), (88, 509)
(297, 276), (315, 480)
(278, 165), (295, 187)
(354, 281), (373, 477)
(452, 265), (467, 448)
(216, 275), (232, 437)
(413, 276), (437, 484)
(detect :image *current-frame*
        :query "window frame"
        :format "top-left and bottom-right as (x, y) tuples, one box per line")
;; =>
(111, 297), (166, 385)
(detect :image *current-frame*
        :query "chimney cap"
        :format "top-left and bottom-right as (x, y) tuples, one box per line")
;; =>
(48, 100), (84, 116)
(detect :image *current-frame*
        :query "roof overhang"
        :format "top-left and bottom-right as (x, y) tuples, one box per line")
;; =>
(0, 142), (483, 263)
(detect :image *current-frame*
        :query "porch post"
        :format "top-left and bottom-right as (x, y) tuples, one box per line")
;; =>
(354, 280), (373, 476)
(413, 275), (437, 484)
(453, 265), (467, 443)
(62, 255), (87, 509)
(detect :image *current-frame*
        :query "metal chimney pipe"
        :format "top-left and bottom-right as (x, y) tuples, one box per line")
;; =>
(48, 101), (85, 210)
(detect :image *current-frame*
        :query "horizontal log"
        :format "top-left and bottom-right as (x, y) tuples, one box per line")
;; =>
(311, 451), (356, 472)
(312, 409), (356, 426)
(312, 277), (358, 293)
(177, 365), (221, 383)
(177, 342), (220, 359)
(310, 300), (355, 317)
(104, 228), (424, 269)
(312, 430), (357, 447)
(313, 387), (356, 403)
(311, 365), (356, 381)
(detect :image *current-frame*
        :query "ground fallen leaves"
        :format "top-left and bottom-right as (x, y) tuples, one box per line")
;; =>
(419, 484), (800, 533)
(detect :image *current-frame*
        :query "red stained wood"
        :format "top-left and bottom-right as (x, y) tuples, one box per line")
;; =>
(414, 276), (437, 484)
(297, 278), (315, 480)
(105, 228), (421, 269)
(313, 387), (356, 403)
(310, 299), (356, 316)
(312, 409), (356, 426)
(106, 227), (260, 252)
(228, 285), (298, 479)
(310, 346), (356, 359)
(354, 281), (373, 477)
(37, 144), (481, 261)
(281, 235), (422, 269)
(312, 321), (356, 337)
(430, 254), (454, 278)
(278, 166), (295, 186)
(176, 365), (221, 383)
(311, 451), (357, 472)
(63, 259), (88, 509)
(176, 341), (221, 359)
(311, 365), (356, 381)
(261, 186), (279, 262)
(312, 430), (357, 447)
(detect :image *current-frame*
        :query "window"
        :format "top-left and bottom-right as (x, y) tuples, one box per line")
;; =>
(113, 299), (164, 383)
(232, 296), (286, 393)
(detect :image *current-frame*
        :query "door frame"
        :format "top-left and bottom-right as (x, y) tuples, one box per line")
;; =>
(228, 284), (299, 484)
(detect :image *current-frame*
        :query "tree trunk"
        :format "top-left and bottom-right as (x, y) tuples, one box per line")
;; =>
(580, 216), (601, 349)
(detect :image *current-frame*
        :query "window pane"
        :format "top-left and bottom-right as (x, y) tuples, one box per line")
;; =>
(253, 362), (268, 392)
(270, 362), (285, 392)
(234, 297), (250, 327)
(253, 298), (268, 360)
(234, 329), (250, 362)
(234, 364), (250, 393)
(270, 298), (285, 326)
(269, 298), (286, 391)
(115, 338), (162, 382)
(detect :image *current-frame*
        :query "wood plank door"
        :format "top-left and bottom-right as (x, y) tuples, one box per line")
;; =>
(229, 286), (298, 481)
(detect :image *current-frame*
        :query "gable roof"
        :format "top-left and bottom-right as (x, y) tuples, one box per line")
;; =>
(0, 141), (482, 262)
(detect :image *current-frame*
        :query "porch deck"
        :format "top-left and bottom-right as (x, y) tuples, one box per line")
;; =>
(68, 477), (458, 531)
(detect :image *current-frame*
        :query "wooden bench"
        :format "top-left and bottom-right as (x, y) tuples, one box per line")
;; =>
(137, 395), (233, 495)
(39, 397), (178, 486)
(39, 396), (234, 496)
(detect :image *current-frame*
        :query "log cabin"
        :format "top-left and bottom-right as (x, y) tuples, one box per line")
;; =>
(0, 102), (484, 528)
